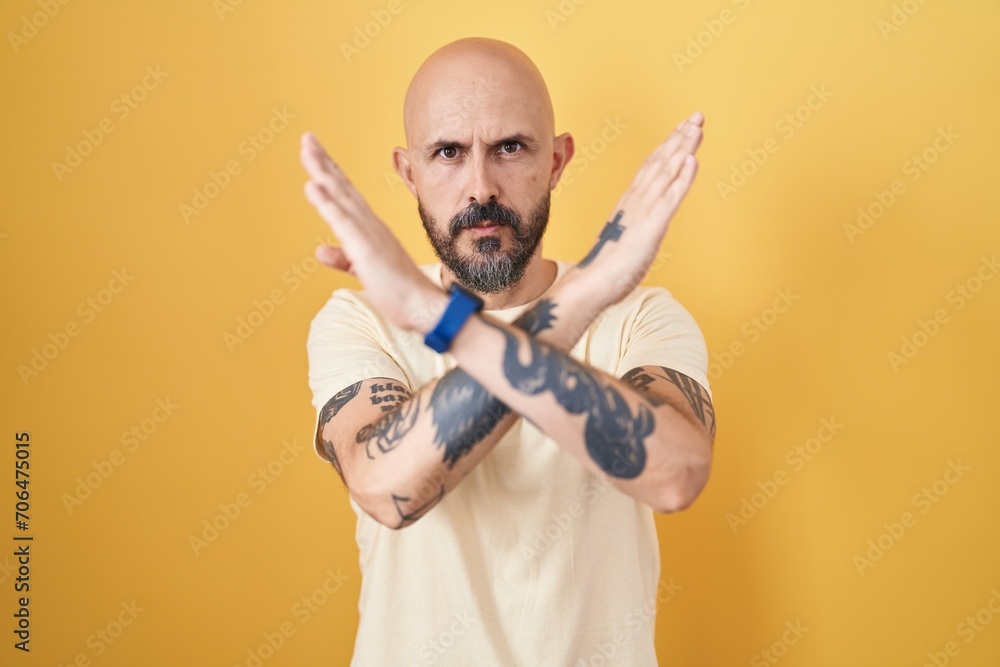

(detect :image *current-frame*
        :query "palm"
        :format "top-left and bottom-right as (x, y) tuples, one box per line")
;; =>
(299, 132), (440, 331)
(572, 113), (704, 304)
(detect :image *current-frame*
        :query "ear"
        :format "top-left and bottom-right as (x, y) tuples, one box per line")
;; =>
(548, 132), (575, 190)
(392, 146), (420, 198)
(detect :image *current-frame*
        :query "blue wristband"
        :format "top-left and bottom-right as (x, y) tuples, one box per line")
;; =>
(424, 284), (484, 353)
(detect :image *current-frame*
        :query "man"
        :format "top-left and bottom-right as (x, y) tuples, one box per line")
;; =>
(302, 37), (715, 666)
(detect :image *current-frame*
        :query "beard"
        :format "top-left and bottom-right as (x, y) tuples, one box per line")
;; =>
(418, 193), (550, 294)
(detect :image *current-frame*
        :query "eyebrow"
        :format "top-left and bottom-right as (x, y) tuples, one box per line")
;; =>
(425, 133), (540, 155)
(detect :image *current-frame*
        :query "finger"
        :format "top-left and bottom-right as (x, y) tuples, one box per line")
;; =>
(299, 134), (343, 187)
(300, 134), (353, 197)
(300, 134), (372, 217)
(659, 155), (699, 213)
(315, 244), (354, 273)
(305, 179), (376, 262)
(304, 179), (341, 217)
(636, 121), (691, 178)
(638, 115), (704, 197)
(304, 179), (352, 234)
(655, 112), (705, 163)
(300, 132), (329, 173)
(301, 133), (356, 193)
(301, 131), (335, 165)
(659, 115), (704, 167)
(633, 114), (704, 192)
(652, 136), (701, 198)
(678, 154), (699, 189)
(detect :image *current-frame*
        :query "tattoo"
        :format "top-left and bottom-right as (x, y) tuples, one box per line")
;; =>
(621, 368), (663, 402)
(357, 394), (420, 459)
(513, 299), (558, 336)
(392, 485), (445, 529)
(427, 299), (559, 468)
(578, 210), (625, 267)
(482, 318), (650, 479)
(318, 381), (363, 476)
(623, 366), (716, 436)
(320, 381), (362, 423)
(430, 375), (510, 468)
(368, 380), (410, 412)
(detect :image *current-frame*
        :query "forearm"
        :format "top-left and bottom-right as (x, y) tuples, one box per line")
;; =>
(302, 112), (710, 517)
(330, 371), (515, 528)
(333, 280), (609, 527)
(446, 299), (713, 512)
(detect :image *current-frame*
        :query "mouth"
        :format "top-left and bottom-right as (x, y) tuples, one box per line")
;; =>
(463, 221), (504, 235)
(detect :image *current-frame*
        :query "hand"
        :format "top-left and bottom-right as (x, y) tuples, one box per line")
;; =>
(299, 132), (446, 333)
(563, 112), (704, 309)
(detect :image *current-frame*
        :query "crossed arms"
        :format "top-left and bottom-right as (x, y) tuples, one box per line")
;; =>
(304, 115), (715, 528)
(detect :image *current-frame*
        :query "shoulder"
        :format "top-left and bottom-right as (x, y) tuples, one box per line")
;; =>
(309, 287), (372, 330)
(597, 284), (712, 396)
(603, 284), (704, 335)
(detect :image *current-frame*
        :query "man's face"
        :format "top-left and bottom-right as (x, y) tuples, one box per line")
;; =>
(403, 68), (557, 294)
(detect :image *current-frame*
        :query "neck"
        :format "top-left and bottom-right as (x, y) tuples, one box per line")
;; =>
(440, 247), (557, 311)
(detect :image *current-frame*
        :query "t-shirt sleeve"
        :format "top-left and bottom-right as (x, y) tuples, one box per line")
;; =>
(614, 287), (712, 400)
(306, 289), (411, 462)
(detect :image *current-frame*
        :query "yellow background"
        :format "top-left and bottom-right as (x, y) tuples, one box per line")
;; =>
(2, 0), (998, 664)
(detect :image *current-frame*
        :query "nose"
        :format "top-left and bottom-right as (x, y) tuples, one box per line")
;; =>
(465, 152), (500, 205)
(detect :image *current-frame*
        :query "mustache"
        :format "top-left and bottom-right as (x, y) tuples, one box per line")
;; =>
(449, 200), (522, 235)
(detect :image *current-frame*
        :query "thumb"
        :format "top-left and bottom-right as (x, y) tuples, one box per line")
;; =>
(315, 244), (353, 273)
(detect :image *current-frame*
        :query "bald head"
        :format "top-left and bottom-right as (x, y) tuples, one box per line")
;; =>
(391, 38), (574, 302)
(402, 37), (555, 150)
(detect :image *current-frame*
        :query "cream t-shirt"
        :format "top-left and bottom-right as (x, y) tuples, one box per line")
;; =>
(306, 260), (711, 666)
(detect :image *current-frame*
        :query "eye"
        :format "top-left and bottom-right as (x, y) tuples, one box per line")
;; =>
(500, 141), (522, 154)
(437, 146), (459, 159)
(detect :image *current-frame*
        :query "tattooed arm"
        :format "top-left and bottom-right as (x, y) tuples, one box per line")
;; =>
(318, 280), (714, 526)
(435, 288), (714, 514)
(410, 115), (715, 512)
(303, 113), (709, 522)
(316, 296), (609, 528)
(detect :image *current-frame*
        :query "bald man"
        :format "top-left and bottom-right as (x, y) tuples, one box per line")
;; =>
(302, 37), (715, 666)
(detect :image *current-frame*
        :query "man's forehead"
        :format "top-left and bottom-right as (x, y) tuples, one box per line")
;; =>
(409, 75), (546, 145)
(403, 43), (554, 147)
